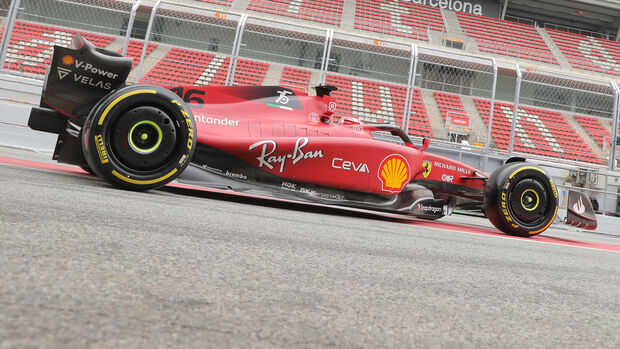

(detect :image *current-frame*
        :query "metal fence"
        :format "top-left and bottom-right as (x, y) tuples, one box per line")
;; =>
(0, 0), (138, 77)
(135, 1), (242, 86)
(0, 0), (619, 174)
(235, 16), (327, 87)
(324, 33), (416, 133)
(0, 0), (619, 212)
(416, 47), (497, 147)
(510, 67), (618, 169)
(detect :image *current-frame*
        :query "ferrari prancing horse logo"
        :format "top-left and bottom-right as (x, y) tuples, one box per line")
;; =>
(422, 160), (432, 178)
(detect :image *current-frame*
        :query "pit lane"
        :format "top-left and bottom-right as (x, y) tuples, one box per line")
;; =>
(1, 146), (619, 347)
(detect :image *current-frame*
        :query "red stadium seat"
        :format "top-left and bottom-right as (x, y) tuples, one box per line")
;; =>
(456, 13), (559, 65)
(3, 21), (114, 76)
(354, 0), (443, 42)
(279, 67), (312, 92)
(141, 47), (270, 87)
(546, 28), (620, 76)
(573, 114), (615, 149)
(247, 0), (343, 26)
(474, 99), (603, 164)
(325, 74), (434, 138)
(433, 92), (470, 128)
(192, 0), (234, 6)
(118, 40), (157, 68)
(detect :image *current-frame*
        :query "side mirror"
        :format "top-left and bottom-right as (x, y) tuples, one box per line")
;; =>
(419, 138), (431, 151)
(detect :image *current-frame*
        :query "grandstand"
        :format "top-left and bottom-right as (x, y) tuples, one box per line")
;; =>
(139, 47), (270, 86)
(546, 29), (620, 76)
(456, 12), (558, 65)
(119, 41), (158, 68)
(1, 0), (620, 168)
(434, 92), (470, 127)
(325, 73), (434, 137)
(247, 0), (344, 26)
(354, 0), (444, 41)
(2, 21), (114, 75)
(279, 67), (312, 92)
(474, 99), (602, 164)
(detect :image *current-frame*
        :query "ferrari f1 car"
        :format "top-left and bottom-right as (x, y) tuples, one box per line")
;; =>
(28, 34), (560, 237)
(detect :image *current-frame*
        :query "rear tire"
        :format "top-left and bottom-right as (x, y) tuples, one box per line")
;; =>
(483, 162), (558, 237)
(79, 165), (96, 175)
(81, 85), (196, 191)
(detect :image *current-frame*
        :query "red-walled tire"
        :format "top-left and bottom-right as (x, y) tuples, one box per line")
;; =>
(483, 162), (558, 237)
(81, 85), (196, 191)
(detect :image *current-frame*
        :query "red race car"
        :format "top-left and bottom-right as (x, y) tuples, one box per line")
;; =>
(28, 34), (559, 237)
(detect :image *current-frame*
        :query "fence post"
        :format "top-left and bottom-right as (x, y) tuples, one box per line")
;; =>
(610, 82), (620, 171)
(0, 0), (22, 71)
(508, 64), (522, 157)
(402, 43), (417, 135)
(483, 58), (498, 171)
(318, 29), (333, 85)
(134, 0), (161, 83)
(121, 0), (142, 56)
(225, 14), (247, 86)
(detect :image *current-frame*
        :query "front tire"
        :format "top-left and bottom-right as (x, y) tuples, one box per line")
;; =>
(483, 162), (558, 237)
(82, 85), (196, 191)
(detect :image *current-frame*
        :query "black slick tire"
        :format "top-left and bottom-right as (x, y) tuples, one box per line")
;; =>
(81, 84), (196, 191)
(483, 162), (558, 237)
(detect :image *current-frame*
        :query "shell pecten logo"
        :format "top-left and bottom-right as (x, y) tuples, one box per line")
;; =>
(378, 154), (410, 192)
(62, 55), (74, 66)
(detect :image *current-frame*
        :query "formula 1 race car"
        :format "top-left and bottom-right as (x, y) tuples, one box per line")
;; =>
(29, 34), (559, 237)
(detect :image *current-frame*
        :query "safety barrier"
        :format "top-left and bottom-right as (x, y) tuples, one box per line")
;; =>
(0, 0), (618, 177)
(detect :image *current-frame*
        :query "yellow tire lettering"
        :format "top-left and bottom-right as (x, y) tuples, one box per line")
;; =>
(94, 134), (109, 164)
(171, 99), (181, 106)
(550, 179), (558, 198)
(503, 212), (512, 222)
(508, 166), (545, 179)
(98, 89), (157, 125)
(179, 109), (194, 150)
(111, 168), (177, 185)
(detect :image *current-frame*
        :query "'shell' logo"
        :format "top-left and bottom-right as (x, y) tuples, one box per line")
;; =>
(378, 154), (410, 192)
(62, 55), (74, 66)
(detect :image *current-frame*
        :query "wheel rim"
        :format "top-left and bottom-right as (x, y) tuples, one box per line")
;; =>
(508, 178), (549, 225)
(520, 188), (540, 212)
(128, 120), (162, 154)
(109, 105), (178, 172)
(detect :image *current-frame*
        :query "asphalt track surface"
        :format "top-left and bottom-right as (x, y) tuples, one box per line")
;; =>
(1, 147), (619, 348)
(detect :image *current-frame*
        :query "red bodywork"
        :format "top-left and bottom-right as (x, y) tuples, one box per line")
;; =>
(171, 85), (486, 199)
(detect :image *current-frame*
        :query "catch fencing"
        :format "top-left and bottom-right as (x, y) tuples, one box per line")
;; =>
(134, 1), (242, 86)
(0, 0), (137, 77)
(0, 0), (619, 177)
(415, 47), (496, 149)
(324, 33), (416, 134)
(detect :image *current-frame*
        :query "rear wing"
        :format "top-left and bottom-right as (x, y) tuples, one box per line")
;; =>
(38, 33), (132, 118)
(28, 34), (133, 167)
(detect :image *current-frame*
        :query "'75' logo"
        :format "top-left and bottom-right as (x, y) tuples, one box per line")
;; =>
(275, 90), (291, 105)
